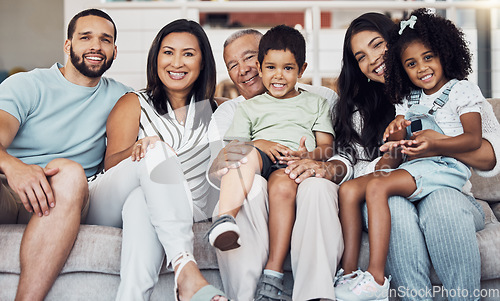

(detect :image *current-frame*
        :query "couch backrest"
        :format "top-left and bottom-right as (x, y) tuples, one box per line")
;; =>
(487, 98), (500, 118)
(469, 98), (500, 202)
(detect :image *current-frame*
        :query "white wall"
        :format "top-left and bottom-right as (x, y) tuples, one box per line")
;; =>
(1, 0), (495, 96)
(59, 1), (493, 97)
(0, 0), (64, 72)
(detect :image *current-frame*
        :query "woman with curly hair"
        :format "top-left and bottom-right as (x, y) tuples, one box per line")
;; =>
(333, 10), (500, 301)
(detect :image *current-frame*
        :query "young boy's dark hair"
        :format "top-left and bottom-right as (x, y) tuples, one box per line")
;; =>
(258, 24), (306, 72)
(385, 8), (472, 103)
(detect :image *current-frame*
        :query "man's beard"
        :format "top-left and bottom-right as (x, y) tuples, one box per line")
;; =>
(70, 47), (114, 78)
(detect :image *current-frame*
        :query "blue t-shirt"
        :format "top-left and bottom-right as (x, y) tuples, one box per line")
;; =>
(0, 63), (131, 177)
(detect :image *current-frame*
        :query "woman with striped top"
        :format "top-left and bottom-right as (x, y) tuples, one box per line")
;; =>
(95, 20), (227, 301)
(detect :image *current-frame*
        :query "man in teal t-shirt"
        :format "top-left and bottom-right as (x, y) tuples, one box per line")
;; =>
(0, 9), (130, 300)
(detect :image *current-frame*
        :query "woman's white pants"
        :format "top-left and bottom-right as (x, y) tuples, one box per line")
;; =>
(86, 153), (195, 301)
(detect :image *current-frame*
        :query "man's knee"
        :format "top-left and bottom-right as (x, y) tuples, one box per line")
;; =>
(299, 178), (341, 211)
(46, 158), (85, 184)
(296, 177), (339, 208)
(47, 158), (85, 174)
(47, 158), (88, 211)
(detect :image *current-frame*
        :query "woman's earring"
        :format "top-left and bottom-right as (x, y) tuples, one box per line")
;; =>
(367, 78), (371, 82)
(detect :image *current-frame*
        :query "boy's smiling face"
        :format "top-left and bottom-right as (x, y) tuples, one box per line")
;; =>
(258, 49), (306, 99)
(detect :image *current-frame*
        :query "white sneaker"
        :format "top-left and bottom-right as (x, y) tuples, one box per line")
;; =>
(335, 271), (391, 301)
(334, 268), (363, 287)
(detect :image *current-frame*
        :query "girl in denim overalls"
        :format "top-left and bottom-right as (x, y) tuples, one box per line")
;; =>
(335, 9), (486, 301)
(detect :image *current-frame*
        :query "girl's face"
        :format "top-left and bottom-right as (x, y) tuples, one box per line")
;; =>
(401, 41), (447, 95)
(157, 32), (203, 98)
(350, 30), (387, 83)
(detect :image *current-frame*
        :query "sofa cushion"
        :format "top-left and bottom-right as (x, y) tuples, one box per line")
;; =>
(470, 172), (500, 203)
(492, 202), (500, 221)
(478, 199), (499, 224)
(0, 224), (124, 275)
(0, 224), (23, 274)
(476, 221), (500, 281)
(468, 98), (500, 202)
(0, 223), (219, 276)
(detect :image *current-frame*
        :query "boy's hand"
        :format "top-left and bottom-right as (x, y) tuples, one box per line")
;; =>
(253, 139), (291, 163)
(383, 115), (411, 141)
(287, 136), (308, 159)
(278, 136), (308, 163)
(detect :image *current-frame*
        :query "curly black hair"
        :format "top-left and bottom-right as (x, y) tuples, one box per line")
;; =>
(385, 8), (472, 104)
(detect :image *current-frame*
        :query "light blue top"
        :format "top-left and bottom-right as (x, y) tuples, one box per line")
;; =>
(0, 63), (131, 177)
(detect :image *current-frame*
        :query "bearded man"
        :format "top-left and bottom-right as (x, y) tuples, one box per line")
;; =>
(0, 9), (130, 300)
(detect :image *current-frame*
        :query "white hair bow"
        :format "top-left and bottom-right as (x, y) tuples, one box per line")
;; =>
(399, 15), (417, 35)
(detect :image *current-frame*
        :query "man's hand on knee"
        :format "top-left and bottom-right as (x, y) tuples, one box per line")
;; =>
(5, 162), (59, 217)
(209, 140), (254, 184)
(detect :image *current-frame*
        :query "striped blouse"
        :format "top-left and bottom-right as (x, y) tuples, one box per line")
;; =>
(134, 91), (213, 219)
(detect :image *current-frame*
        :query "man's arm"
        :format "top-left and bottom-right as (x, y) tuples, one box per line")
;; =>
(208, 140), (254, 187)
(207, 98), (253, 187)
(0, 110), (58, 216)
(0, 110), (19, 151)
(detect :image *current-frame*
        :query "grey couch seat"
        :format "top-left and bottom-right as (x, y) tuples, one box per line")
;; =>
(0, 223), (223, 301)
(475, 202), (500, 281)
(0, 223), (221, 273)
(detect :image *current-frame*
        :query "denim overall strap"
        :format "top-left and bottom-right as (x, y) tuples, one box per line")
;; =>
(404, 79), (460, 138)
(428, 79), (459, 114)
(407, 79), (459, 115)
(405, 104), (445, 138)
